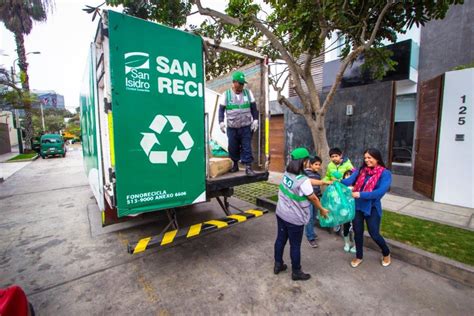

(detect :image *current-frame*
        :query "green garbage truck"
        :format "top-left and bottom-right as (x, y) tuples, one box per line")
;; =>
(80, 10), (270, 253)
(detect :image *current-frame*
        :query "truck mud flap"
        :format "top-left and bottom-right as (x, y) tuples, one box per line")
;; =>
(128, 209), (268, 254)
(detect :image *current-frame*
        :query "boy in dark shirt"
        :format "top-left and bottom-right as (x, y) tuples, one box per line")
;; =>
(304, 156), (329, 247)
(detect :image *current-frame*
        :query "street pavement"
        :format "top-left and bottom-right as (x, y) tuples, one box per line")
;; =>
(0, 148), (473, 315)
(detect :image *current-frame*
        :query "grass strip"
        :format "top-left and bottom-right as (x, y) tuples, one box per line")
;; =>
(7, 153), (37, 161)
(380, 210), (474, 266)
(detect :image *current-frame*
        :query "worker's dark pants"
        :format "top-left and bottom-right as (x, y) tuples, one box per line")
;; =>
(227, 126), (253, 164)
(274, 215), (304, 272)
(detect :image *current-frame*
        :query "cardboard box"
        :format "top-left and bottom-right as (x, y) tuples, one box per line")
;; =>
(209, 158), (233, 178)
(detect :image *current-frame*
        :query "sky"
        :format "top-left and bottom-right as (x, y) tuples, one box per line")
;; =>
(0, 0), (228, 112)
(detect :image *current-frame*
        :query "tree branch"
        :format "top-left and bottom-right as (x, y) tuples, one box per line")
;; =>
(321, 46), (364, 114)
(322, 1), (395, 114)
(279, 95), (304, 116)
(302, 53), (321, 112)
(366, 1), (394, 47)
(193, 0), (241, 26)
(193, 0), (312, 114)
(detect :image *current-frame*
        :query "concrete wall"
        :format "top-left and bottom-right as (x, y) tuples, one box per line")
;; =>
(274, 81), (395, 168)
(418, 2), (474, 82)
(0, 111), (18, 147)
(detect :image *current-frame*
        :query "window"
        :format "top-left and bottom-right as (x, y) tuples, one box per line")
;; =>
(392, 94), (416, 163)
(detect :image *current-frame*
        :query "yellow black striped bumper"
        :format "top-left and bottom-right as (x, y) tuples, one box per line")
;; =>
(128, 209), (267, 254)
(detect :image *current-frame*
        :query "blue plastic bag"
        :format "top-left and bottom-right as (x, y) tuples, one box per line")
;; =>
(319, 182), (355, 228)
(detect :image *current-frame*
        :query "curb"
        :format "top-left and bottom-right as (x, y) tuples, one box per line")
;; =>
(363, 235), (474, 288)
(256, 196), (474, 288)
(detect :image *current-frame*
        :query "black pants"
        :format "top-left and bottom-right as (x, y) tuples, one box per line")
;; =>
(227, 126), (253, 164)
(353, 209), (390, 259)
(343, 222), (351, 237)
(274, 215), (304, 272)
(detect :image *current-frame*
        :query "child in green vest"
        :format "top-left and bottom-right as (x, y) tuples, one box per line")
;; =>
(323, 147), (354, 181)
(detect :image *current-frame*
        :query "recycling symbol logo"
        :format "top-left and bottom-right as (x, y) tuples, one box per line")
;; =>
(140, 114), (194, 166)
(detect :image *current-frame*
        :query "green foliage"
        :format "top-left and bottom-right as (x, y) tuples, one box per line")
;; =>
(361, 46), (398, 81)
(106, 0), (462, 80)
(106, 0), (192, 27)
(0, 89), (38, 110)
(191, 20), (257, 79)
(31, 108), (71, 133)
(65, 123), (81, 139)
(0, 0), (53, 35)
(452, 61), (474, 70)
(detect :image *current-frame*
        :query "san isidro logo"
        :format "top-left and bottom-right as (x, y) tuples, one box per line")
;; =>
(124, 52), (151, 92)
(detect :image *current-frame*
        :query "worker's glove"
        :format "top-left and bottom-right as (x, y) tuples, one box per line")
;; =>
(251, 119), (259, 132)
(219, 122), (226, 134)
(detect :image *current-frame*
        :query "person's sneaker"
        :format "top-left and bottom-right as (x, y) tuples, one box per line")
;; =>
(230, 162), (239, 173)
(274, 262), (288, 275)
(350, 246), (356, 254)
(308, 239), (318, 248)
(344, 243), (351, 252)
(245, 164), (256, 176)
(292, 270), (311, 281)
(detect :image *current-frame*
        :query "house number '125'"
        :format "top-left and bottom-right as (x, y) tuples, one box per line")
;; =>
(458, 95), (467, 125)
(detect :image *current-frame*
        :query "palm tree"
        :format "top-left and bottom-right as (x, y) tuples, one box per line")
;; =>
(0, 0), (53, 150)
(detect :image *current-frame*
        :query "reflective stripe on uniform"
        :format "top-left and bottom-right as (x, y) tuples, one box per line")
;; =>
(279, 183), (308, 202)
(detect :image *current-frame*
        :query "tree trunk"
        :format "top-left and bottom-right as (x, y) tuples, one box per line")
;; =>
(304, 112), (330, 174)
(15, 32), (33, 151)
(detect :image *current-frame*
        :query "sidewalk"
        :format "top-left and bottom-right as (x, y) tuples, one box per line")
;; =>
(267, 171), (474, 231)
(0, 146), (33, 182)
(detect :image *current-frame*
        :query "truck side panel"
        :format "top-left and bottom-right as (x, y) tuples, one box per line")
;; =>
(107, 11), (206, 217)
(80, 45), (105, 211)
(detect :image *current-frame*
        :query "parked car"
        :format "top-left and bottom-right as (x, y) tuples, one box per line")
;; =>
(31, 137), (41, 153)
(40, 134), (66, 159)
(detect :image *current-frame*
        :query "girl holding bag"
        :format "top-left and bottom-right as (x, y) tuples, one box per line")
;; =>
(341, 148), (392, 268)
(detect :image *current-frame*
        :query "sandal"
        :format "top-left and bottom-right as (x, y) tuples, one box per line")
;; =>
(382, 255), (391, 267)
(350, 258), (363, 268)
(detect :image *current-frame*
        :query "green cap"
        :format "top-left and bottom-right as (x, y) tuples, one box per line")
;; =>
(290, 147), (310, 160)
(232, 71), (247, 84)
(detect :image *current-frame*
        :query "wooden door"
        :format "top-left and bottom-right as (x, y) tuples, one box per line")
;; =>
(269, 115), (285, 172)
(0, 123), (11, 155)
(413, 75), (443, 198)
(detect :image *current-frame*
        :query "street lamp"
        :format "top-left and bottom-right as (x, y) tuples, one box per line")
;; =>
(11, 51), (41, 81)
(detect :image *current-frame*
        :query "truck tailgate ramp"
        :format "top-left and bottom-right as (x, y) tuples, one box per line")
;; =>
(128, 209), (268, 254)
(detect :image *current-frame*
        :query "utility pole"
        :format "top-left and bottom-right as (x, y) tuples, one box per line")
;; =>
(10, 67), (24, 154)
(40, 102), (45, 132)
(13, 110), (24, 154)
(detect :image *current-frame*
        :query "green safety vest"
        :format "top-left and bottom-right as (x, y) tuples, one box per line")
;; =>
(276, 172), (311, 226)
(225, 88), (253, 128)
